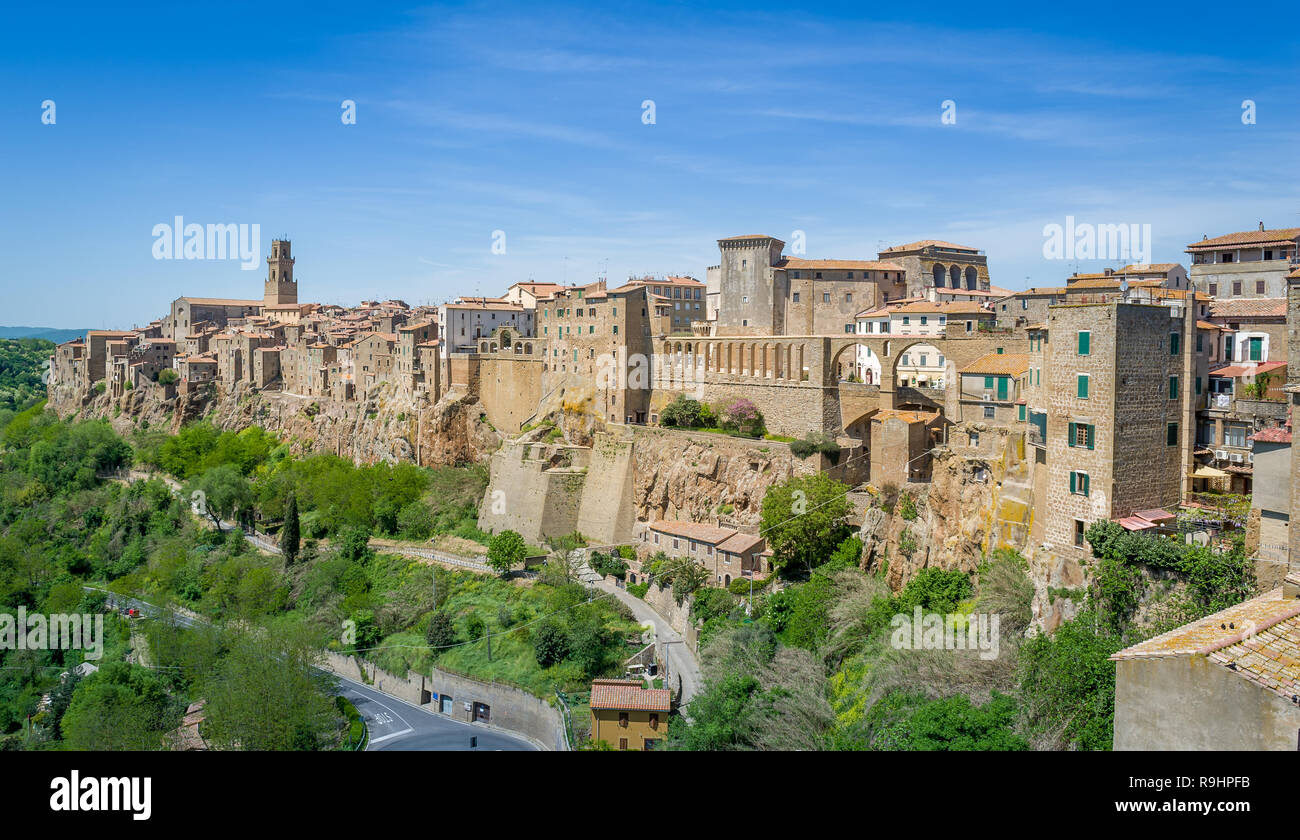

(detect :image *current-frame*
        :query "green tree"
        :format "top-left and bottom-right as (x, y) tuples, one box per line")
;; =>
(281, 492), (301, 564)
(533, 619), (570, 668)
(425, 610), (457, 649)
(759, 473), (852, 574)
(188, 463), (252, 531)
(486, 529), (527, 576)
(203, 624), (338, 751)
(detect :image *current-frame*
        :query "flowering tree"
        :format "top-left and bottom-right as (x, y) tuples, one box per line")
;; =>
(721, 398), (763, 435)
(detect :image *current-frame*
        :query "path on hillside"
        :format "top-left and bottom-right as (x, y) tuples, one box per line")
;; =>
(102, 469), (489, 569)
(579, 562), (702, 706)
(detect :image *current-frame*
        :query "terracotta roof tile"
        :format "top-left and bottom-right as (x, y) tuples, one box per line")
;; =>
(1186, 227), (1300, 252)
(959, 353), (1030, 377)
(1208, 298), (1287, 319)
(589, 679), (672, 712)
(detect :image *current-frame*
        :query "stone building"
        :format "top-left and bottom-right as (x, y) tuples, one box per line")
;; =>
(637, 519), (769, 586)
(1187, 224), (1300, 300)
(956, 353), (1030, 426)
(1111, 572), (1300, 750)
(877, 239), (990, 299)
(263, 239), (297, 307)
(438, 298), (534, 356)
(1034, 302), (1200, 557)
(712, 235), (910, 336)
(993, 287), (1067, 329)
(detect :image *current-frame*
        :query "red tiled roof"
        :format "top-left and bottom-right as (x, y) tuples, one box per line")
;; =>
(1207, 298), (1287, 319)
(1186, 227), (1300, 252)
(775, 257), (905, 272)
(589, 679), (672, 712)
(1209, 361), (1286, 378)
(880, 239), (979, 253)
(647, 520), (735, 545)
(1249, 427), (1292, 443)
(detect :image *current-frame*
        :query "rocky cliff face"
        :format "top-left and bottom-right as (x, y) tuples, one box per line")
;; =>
(47, 380), (500, 467)
(858, 448), (1002, 590)
(629, 429), (818, 526)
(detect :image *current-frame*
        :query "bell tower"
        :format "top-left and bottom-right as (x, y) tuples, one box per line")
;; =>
(264, 239), (297, 307)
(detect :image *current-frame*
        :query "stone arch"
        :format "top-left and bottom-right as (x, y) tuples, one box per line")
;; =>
(524, 342), (533, 354)
(829, 341), (882, 384)
(514, 341), (523, 353)
(932, 263), (946, 288)
(949, 265), (962, 287)
(888, 338), (947, 391)
(965, 266), (978, 290)
(479, 341), (489, 353)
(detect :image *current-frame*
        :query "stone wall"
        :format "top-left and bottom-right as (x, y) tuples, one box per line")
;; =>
(322, 651), (565, 750)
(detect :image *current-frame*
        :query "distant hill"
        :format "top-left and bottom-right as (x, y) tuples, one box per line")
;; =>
(0, 326), (87, 343)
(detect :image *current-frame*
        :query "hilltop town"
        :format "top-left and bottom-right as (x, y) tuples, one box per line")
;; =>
(41, 224), (1300, 750)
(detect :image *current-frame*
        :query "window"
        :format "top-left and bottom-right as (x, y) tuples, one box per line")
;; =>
(920, 316), (928, 326)
(1166, 422), (1178, 446)
(983, 404), (995, 419)
(1195, 376), (1201, 395)
(1169, 332), (1179, 355)
(965, 320), (973, 333)
(1069, 471), (1090, 496)
(1232, 281), (1242, 296)
(649, 713), (659, 730)
(1077, 374), (1089, 399)
(792, 271), (800, 279)
(902, 354), (911, 366)
(1208, 283), (1217, 296)
(1068, 422), (1094, 449)
(792, 292), (800, 303)
(618, 713), (629, 728)
(1017, 404), (1026, 421)
(1074, 519), (1086, 548)
(996, 376), (1008, 400)
(823, 293), (830, 303)
(1196, 333), (1203, 352)
(844, 324), (854, 334)
(1226, 424), (1246, 448)
(844, 293), (852, 304)
(1169, 376), (1178, 399)
(1248, 336), (1263, 361)
(1077, 330), (1090, 355)
(902, 316), (910, 325)
(984, 375), (994, 390)
(1256, 280), (1265, 294)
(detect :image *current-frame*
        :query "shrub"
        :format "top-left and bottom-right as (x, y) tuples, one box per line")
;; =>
(425, 610), (457, 649)
(627, 581), (650, 599)
(660, 395), (704, 428)
(157, 368), (179, 385)
(898, 493), (918, 521)
(720, 399), (764, 436)
(533, 619), (571, 667)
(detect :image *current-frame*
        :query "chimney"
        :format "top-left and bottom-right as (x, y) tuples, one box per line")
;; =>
(1259, 221), (1265, 232)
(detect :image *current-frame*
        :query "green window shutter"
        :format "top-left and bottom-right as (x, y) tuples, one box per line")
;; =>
(1167, 422), (1178, 446)
(984, 376), (994, 390)
(997, 377), (1008, 400)
(1170, 332), (1180, 355)
(1077, 375), (1089, 399)
(1082, 474), (1090, 496)
(1078, 331), (1090, 355)
(1018, 404), (1025, 421)
(1069, 471), (1076, 494)
(1249, 337), (1262, 361)
(1068, 422), (1077, 447)
(1086, 424), (1095, 450)
(1169, 376), (1178, 399)
(1195, 377), (1202, 395)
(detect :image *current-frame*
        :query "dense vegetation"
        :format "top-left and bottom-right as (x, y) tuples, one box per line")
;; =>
(0, 406), (643, 749)
(0, 338), (54, 414)
(665, 472), (1259, 751)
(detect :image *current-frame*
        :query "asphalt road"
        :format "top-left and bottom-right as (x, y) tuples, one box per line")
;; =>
(333, 674), (538, 751)
(84, 586), (540, 751)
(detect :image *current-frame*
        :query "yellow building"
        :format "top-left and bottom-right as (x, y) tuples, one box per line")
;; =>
(589, 679), (671, 751)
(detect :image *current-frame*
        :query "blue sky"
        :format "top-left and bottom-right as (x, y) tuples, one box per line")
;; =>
(2, 1), (1297, 328)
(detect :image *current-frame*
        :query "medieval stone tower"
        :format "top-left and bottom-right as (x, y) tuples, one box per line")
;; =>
(264, 239), (297, 307)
